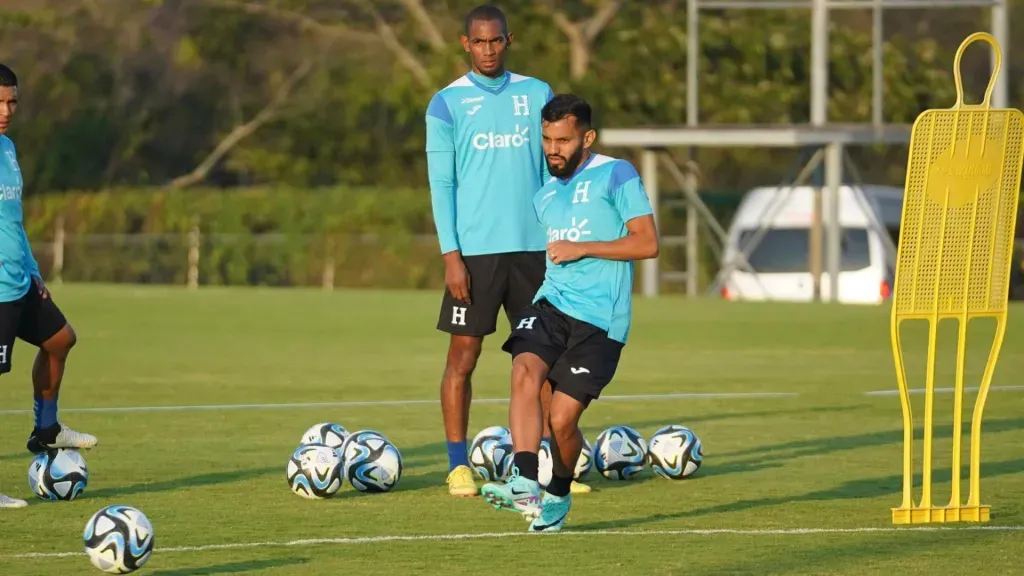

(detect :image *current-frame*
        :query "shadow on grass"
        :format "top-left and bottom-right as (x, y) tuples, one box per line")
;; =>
(579, 405), (862, 438)
(147, 557), (308, 575)
(572, 457), (1024, 531)
(708, 417), (1024, 480)
(86, 466), (280, 498)
(709, 531), (966, 576)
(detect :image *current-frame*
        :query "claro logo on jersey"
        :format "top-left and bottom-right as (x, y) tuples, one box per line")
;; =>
(472, 125), (529, 150)
(0, 184), (22, 201)
(548, 217), (591, 242)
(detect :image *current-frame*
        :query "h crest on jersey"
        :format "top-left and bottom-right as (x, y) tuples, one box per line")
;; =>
(511, 95), (530, 116)
(572, 181), (591, 204)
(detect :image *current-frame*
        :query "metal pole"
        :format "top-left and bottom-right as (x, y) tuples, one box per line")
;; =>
(872, 0), (884, 127)
(687, 0), (699, 126)
(825, 142), (844, 302)
(811, 0), (828, 302)
(991, 0), (1009, 109)
(642, 149), (660, 297)
(685, 170), (700, 296)
(687, 0), (700, 297)
(811, 0), (829, 126)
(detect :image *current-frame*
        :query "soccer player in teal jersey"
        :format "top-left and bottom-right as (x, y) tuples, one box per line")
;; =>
(426, 5), (591, 497)
(480, 94), (660, 531)
(0, 64), (97, 509)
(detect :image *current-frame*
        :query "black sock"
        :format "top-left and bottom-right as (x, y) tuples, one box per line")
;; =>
(547, 473), (572, 497)
(513, 451), (539, 481)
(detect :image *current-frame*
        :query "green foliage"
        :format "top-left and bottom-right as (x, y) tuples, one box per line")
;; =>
(25, 187), (442, 289)
(2, 1), (1009, 193)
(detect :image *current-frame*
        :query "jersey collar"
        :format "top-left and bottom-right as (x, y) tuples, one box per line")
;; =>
(558, 152), (596, 184)
(467, 70), (511, 95)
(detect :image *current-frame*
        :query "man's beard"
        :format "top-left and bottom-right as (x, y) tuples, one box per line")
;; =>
(547, 145), (585, 179)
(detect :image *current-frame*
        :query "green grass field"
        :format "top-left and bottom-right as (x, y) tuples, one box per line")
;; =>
(0, 284), (1022, 575)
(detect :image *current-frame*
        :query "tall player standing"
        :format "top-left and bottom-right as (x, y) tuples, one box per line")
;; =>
(0, 64), (98, 509)
(426, 5), (590, 497)
(480, 94), (659, 531)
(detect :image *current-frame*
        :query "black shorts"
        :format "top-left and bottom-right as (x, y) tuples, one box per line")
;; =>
(0, 286), (68, 375)
(501, 299), (624, 407)
(437, 251), (546, 337)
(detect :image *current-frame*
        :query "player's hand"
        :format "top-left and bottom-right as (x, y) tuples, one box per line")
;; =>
(443, 253), (472, 303)
(32, 275), (50, 300)
(547, 241), (586, 265)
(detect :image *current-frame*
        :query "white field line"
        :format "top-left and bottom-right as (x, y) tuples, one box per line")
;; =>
(0, 392), (798, 415)
(0, 386), (1021, 416)
(7, 526), (1024, 560)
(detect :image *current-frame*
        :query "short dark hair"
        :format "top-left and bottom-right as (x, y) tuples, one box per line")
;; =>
(0, 64), (17, 87)
(541, 94), (592, 130)
(464, 4), (507, 36)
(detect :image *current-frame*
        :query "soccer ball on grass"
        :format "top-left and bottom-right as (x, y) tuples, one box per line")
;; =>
(83, 505), (154, 574)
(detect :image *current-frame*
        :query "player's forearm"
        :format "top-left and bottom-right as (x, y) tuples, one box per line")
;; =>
(580, 232), (659, 261)
(426, 151), (460, 254)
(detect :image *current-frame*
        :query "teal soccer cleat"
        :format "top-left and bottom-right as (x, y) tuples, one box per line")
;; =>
(529, 492), (571, 532)
(480, 469), (542, 520)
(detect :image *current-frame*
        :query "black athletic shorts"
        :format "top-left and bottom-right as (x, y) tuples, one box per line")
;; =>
(502, 298), (624, 407)
(0, 286), (68, 375)
(437, 251), (546, 337)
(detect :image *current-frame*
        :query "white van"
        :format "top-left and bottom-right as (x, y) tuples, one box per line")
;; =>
(718, 184), (903, 304)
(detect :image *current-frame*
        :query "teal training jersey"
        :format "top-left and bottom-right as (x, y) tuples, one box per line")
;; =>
(0, 136), (38, 302)
(425, 71), (553, 256)
(533, 154), (654, 344)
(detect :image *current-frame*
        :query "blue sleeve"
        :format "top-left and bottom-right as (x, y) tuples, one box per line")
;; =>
(425, 93), (459, 253)
(20, 227), (39, 277)
(609, 161), (654, 223)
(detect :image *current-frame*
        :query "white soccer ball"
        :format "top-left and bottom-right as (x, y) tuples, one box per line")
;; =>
(469, 425), (513, 481)
(538, 437), (595, 485)
(593, 425), (648, 481)
(648, 424), (703, 480)
(341, 430), (403, 493)
(575, 436), (594, 481)
(286, 443), (344, 499)
(300, 422), (349, 451)
(28, 448), (88, 501)
(83, 505), (154, 574)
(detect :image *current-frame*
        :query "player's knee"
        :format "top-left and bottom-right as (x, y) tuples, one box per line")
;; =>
(445, 336), (481, 378)
(548, 408), (578, 440)
(43, 324), (76, 356)
(510, 354), (546, 395)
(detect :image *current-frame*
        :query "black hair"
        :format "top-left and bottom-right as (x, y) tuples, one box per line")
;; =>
(464, 4), (508, 36)
(0, 64), (17, 87)
(541, 94), (592, 130)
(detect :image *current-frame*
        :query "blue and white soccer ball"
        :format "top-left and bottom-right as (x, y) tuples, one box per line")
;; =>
(537, 437), (593, 486)
(300, 422), (349, 452)
(648, 424), (703, 480)
(28, 448), (88, 501)
(574, 436), (594, 481)
(286, 443), (344, 499)
(83, 505), (154, 574)
(593, 425), (648, 481)
(469, 425), (513, 482)
(340, 430), (403, 493)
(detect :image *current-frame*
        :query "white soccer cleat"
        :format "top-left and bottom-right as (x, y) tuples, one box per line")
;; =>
(27, 423), (98, 454)
(0, 494), (28, 509)
(53, 425), (98, 450)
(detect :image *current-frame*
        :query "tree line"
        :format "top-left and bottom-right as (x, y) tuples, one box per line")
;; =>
(1, 0), (1019, 194)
